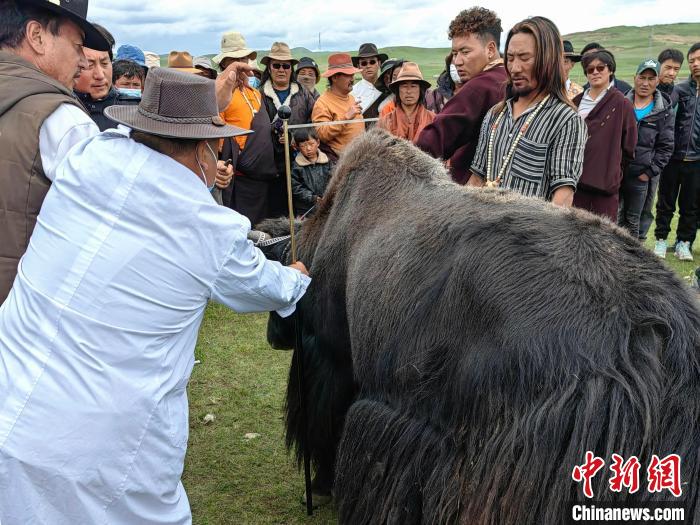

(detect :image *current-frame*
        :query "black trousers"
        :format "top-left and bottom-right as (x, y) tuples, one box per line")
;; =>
(223, 175), (269, 228)
(654, 160), (700, 244)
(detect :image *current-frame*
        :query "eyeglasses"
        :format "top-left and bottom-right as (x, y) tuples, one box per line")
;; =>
(585, 64), (608, 75)
(359, 59), (377, 67)
(271, 63), (291, 70)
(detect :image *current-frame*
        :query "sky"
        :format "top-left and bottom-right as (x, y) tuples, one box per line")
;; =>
(89, 0), (699, 55)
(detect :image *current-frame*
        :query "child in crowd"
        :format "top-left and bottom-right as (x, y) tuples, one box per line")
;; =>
(112, 60), (146, 97)
(291, 128), (334, 217)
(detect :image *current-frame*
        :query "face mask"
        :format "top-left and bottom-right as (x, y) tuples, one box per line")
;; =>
(196, 142), (218, 192)
(247, 76), (261, 89)
(449, 64), (461, 85)
(117, 87), (142, 98)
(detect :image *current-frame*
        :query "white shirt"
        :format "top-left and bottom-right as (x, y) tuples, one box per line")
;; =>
(351, 78), (382, 112)
(39, 102), (99, 181)
(578, 82), (613, 119)
(0, 131), (309, 524)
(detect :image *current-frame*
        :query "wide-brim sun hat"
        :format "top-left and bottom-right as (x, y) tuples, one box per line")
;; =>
(212, 31), (257, 68)
(105, 68), (251, 140)
(25, 0), (110, 51)
(321, 53), (361, 78)
(389, 61), (430, 89)
(563, 40), (582, 63)
(260, 42), (299, 67)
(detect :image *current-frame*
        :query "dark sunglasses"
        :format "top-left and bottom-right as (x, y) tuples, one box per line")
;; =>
(359, 59), (378, 67)
(271, 63), (292, 70)
(585, 64), (608, 75)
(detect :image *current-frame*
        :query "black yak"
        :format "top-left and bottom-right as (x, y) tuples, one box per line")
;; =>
(257, 129), (700, 524)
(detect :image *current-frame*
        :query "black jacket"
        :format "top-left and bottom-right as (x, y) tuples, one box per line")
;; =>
(291, 151), (333, 214)
(259, 80), (316, 175)
(75, 87), (140, 131)
(624, 89), (675, 179)
(671, 76), (700, 161)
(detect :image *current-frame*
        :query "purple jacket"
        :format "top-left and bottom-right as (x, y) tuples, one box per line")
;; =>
(416, 65), (506, 184)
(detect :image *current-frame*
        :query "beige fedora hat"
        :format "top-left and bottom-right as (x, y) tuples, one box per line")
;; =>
(166, 51), (201, 74)
(212, 31), (257, 68)
(105, 68), (250, 140)
(260, 42), (299, 67)
(389, 61), (430, 89)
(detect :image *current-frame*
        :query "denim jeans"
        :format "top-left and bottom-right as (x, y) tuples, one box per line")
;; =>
(619, 176), (655, 239)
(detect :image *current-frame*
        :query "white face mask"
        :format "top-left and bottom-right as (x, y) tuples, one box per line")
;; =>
(450, 63), (461, 84)
(196, 142), (218, 192)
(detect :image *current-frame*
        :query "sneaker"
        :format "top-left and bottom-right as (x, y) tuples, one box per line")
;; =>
(654, 239), (667, 259)
(675, 241), (694, 262)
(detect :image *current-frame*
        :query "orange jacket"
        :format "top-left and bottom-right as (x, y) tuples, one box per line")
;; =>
(220, 86), (261, 149)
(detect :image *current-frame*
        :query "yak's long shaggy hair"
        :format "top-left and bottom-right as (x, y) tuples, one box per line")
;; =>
(264, 129), (700, 524)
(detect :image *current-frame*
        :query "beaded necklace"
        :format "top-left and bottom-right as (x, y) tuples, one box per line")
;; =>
(486, 94), (550, 187)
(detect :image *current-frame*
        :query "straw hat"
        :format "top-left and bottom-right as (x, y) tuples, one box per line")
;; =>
(321, 53), (361, 78)
(144, 51), (161, 69)
(261, 42), (299, 67)
(389, 62), (430, 89)
(166, 51), (200, 74)
(212, 31), (257, 68)
(104, 68), (250, 140)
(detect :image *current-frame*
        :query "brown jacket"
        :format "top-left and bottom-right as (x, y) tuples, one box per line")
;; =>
(0, 51), (85, 303)
(573, 88), (637, 195)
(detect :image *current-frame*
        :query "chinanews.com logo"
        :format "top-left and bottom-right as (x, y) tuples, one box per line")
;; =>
(568, 451), (687, 523)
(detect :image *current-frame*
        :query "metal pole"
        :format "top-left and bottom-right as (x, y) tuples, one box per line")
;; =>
(278, 105), (313, 516)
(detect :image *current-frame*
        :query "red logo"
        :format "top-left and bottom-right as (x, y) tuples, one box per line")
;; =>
(647, 454), (682, 497)
(609, 454), (641, 494)
(572, 451), (606, 498)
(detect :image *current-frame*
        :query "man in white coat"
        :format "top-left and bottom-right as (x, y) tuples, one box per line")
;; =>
(0, 68), (310, 524)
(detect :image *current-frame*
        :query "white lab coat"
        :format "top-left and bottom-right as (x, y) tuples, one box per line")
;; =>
(0, 131), (309, 524)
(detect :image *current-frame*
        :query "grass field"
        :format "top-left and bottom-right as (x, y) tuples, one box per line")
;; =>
(171, 22), (700, 90)
(184, 218), (698, 524)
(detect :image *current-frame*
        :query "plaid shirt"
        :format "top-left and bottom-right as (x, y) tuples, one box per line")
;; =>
(471, 96), (587, 200)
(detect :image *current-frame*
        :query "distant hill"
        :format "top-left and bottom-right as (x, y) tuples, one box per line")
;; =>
(159, 22), (699, 86)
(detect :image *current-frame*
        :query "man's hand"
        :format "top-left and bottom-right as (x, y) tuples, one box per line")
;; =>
(638, 173), (650, 182)
(288, 261), (309, 276)
(551, 186), (574, 207)
(215, 160), (234, 189)
(344, 101), (362, 120)
(215, 62), (254, 111)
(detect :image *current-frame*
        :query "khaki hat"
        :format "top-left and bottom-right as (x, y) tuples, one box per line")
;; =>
(389, 62), (430, 89)
(104, 68), (250, 140)
(321, 53), (361, 78)
(260, 42), (299, 67)
(212, 31), (257, 68)
(167, 51), (200, 74)
(144, 51), (161, 69)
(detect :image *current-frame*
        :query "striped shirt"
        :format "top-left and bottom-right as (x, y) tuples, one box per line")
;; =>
(471, 96), (587, 200)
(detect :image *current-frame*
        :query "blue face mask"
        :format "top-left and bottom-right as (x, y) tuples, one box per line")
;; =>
(247, 76), (261, 89)
(117, 87), (142, 98)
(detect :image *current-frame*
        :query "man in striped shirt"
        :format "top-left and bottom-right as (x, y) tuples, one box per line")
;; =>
(469, 17), (587, 206)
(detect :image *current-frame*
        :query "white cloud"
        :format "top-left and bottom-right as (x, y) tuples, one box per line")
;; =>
(87, 0), (699, 55)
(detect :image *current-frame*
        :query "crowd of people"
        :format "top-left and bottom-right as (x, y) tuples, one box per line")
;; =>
(0, 0), (699, 523)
